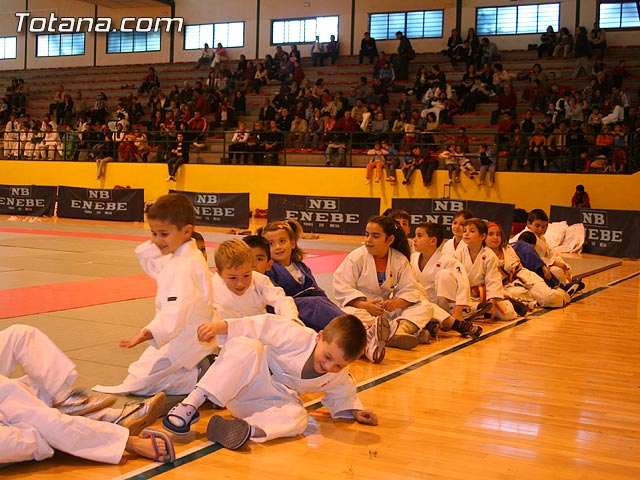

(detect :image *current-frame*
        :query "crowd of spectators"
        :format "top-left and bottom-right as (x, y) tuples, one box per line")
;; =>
(1, 24), (638, 178)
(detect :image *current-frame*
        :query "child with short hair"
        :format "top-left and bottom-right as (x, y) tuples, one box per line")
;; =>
(510, 208), (573, 283)
(441, 209), (475, 256)
(453, 218), (517, 320)
(212, 238), (299, 321)
(94, 194), (214, 396)
(243, 234), (273, 274)
(262, 220), (344, 331)
(411, 222), (484, 336)
(333, 215), (437, 363)
(191, 231), (208, 261)
(162, 314), (377, 447)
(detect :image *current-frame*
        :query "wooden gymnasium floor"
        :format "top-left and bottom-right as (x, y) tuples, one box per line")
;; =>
(0, 216), (639, 480)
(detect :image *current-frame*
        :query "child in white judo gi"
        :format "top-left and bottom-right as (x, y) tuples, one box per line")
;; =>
(453, 218), (517, 320)
(162, 314), (378, 449)
(212, 238), (299, 321)
(510, 208), (574, 284)
(485, 222), (576, 310)
(332, 215), (436, 363)
(440, 209), (474, 256)
(94, 193), (214, 396)
(243, 235), (274, 274)
(0, 324), (174, 466)
(411, 222), (487, 334)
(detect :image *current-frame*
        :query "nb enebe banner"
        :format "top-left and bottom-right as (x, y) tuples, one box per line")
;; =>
(171, 190), (250, 228)
(0, 184), (57, 216)
(550, 205), (640, 258)
(57, 186), (144, 222)
(392, 198), (515, 238)
(268, 194), (380, 235)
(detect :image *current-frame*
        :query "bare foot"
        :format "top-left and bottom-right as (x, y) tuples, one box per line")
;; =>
(125, 436), (169, 461)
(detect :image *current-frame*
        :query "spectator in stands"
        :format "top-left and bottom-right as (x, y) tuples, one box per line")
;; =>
(288, 113), (308, 148)
(395, 31), (415, 81)
(228, 121), (250, 164)
(480, 38), (501, 66)
(359, 32), (378, 64)
(491, 63), (510, 94)
(263, 120), (283, 164)
(60, 94), (74, 127)
(525, 124), (548, 171)
(507, 123), (528, 171)
(572, 27), (591, 80)
(259, 97), (277, 126)
(134, 129), (150, 162)
(461, 76), (490, 113)
(602, 95), (625, 125)
(465, 27), (481, 66)
(553, 27), (574, 58)
(4, 113), (20, 158)
(538, 26), (557, 58)
(451, 40), (472, 68)
(589, 22), (606, 58)
(571, 184), (591, 207)
(491, 83), (517, 125)
(306, 109), (324, 149)
(211, 43), (228, 67)
(444, 28), (463, 65)
(325, 35), (339, 65)
(37, 123), (62, 160)
(195, 43), (214, 69)
(49, 85), (65, 121)
(166, 132), (189, 181)
(139, 67), (159, 95)
(311, 36), (326, 67)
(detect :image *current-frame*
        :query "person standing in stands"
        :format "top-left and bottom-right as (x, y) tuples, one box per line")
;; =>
(395, 31), (414, 81)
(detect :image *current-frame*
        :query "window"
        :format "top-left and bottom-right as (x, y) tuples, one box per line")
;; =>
(107, 31), (160, 53)
(369, 11), (444, 40)
(36, 33), (84, 57)
(184, 22), (245, 49)
(0, 36), (17, 60)
(599, 2), (640, 29)
(476, 3), (559, 35)
(271, 16), (338, 44)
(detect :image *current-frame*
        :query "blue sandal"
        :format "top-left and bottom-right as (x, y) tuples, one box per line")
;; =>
(161, 403), (200, 435)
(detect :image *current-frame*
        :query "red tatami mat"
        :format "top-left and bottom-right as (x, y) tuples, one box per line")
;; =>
(0, 274), (157, 319)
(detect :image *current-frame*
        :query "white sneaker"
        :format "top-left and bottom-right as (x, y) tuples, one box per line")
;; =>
(364, 316), (396, 364)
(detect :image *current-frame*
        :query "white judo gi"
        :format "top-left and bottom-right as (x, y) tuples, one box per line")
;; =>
(440, 238), (462, 256)
(511, 227), (570, 283)
(95, 239), (214, 395)
(410, 250), (471, 320)
(212, 271), (299, 321)
(196, 314), (363, 442)
(0, 325), (128, 464)
(497, 245), (570, 308)
(453, 244), (517, 320)
(332, 246), (434, 330)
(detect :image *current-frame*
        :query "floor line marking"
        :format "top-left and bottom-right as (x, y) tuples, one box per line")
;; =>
(121, 269), (639, 479)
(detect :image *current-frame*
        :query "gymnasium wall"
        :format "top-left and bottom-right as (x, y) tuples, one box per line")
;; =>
(1, 160), (638, 215)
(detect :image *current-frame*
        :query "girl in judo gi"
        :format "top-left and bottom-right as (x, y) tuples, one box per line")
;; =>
(332, 215), (437, 364)
(453, 218), (518, 320)
(485, 223), (580, 309)
(441, 209), (474, 256)
(262, 219), (344, 332)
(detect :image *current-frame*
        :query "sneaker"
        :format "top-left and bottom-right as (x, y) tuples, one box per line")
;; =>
(386, 333), (418, 350)
(424, 320), (440, 341)
(206, 416), (251, 450)
(508, 298), (529, 317)
(457, 320), (483, 339)
(561, 278), (585, 297)
(115, 392), (167, 436)
(54, 390), (117, 416)
(464, 302), (492, 321)
(364, 316), (395, 363)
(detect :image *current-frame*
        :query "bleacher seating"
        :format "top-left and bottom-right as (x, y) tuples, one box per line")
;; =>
(1, 46), (639, 170)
